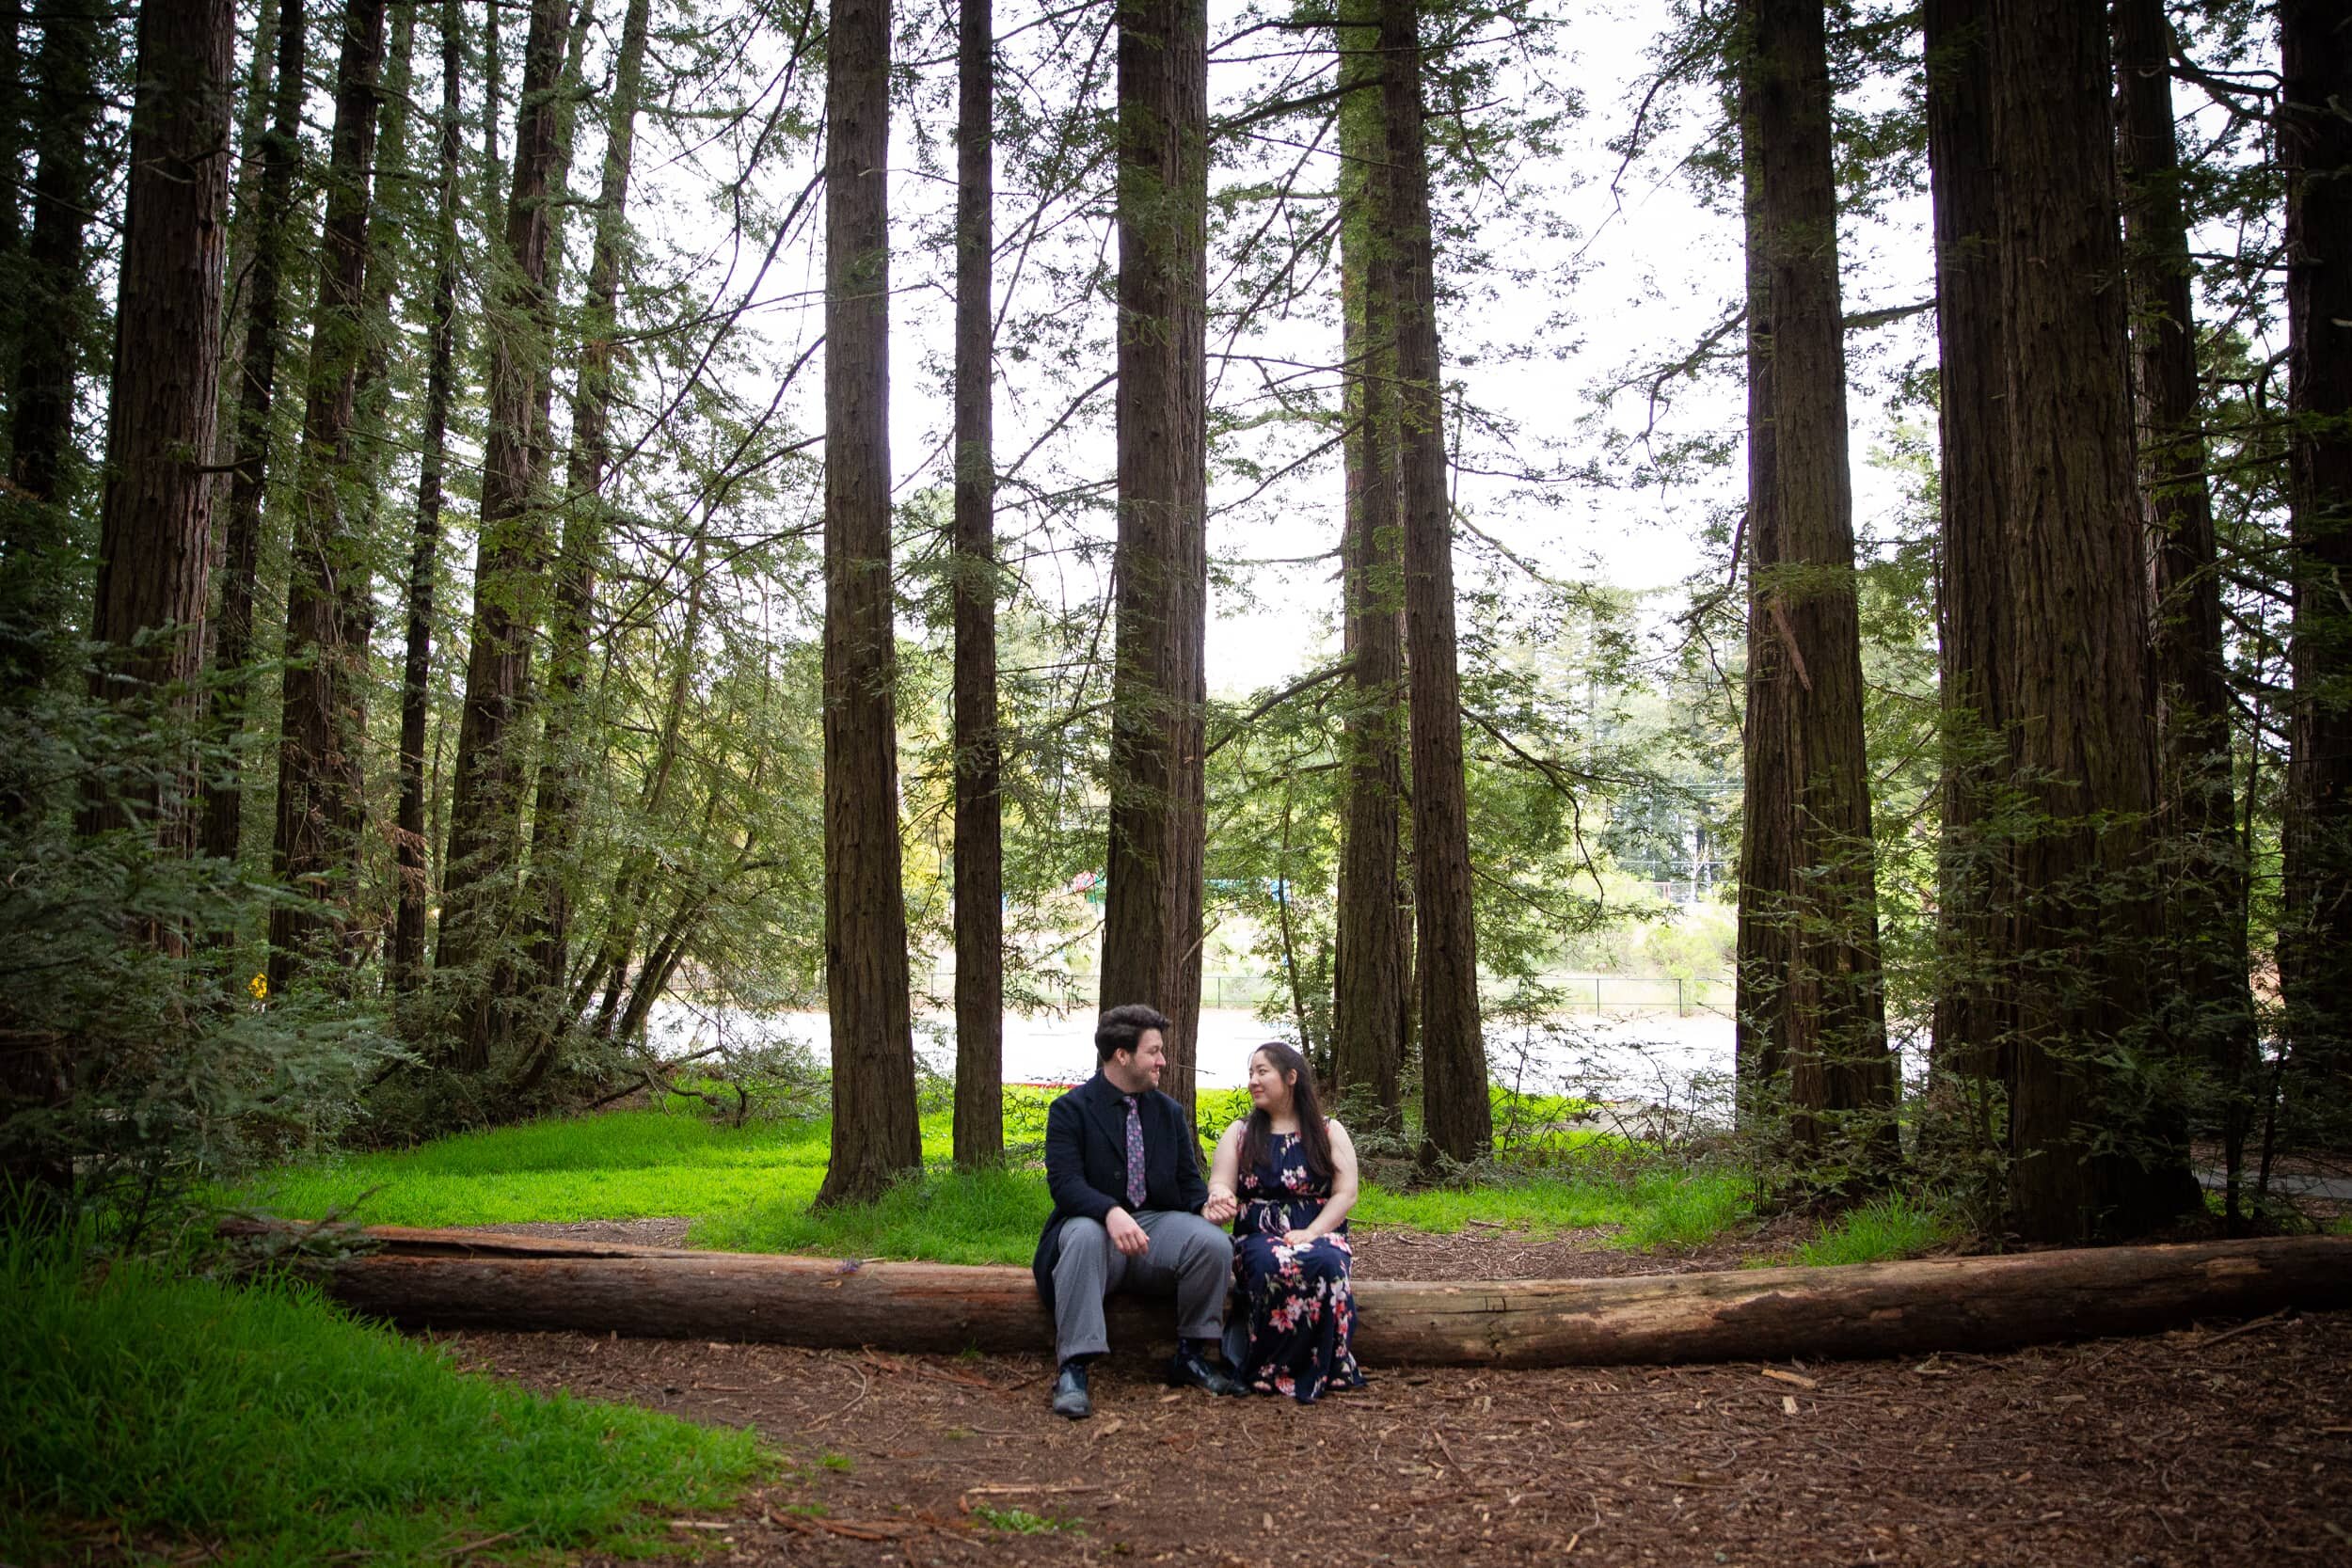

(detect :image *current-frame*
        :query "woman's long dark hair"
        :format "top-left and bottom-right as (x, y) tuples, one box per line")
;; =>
(1238, 1041), (1334, 1182)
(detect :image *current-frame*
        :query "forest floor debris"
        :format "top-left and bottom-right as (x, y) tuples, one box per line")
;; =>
(426, 1227), (2348, 1566)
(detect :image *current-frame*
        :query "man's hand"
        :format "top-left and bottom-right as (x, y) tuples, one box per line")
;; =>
(1106, 1207), (1151, 1257)
(1202, 1188), (1237, 1225)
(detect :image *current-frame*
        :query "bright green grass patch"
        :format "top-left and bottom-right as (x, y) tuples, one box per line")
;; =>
(246, 1101), (1750, 1263)
(1787, 1194), (1957, 1267)
(0, 1230), (769, 1567)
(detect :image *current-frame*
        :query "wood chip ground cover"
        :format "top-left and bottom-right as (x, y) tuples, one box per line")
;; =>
(418, 1228), (2346, 1566)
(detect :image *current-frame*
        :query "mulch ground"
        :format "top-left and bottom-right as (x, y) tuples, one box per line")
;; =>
(423, 1225), (2348, 1567)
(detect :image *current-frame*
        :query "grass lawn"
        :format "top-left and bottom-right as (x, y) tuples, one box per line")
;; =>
(1, 1227), (771, 1566)
(241, 1089), (1756, 1265)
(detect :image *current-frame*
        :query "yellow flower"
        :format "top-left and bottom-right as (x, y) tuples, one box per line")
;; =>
(248, 973), (268, 1001)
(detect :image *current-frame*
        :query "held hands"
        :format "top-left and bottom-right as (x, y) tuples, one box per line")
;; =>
(1105, 1207), (1152, 1258)
(1202, 1187), (1238, 1225)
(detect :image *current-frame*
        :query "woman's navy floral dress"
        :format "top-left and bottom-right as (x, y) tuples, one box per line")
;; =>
(1228, 1129), (1366, 1402)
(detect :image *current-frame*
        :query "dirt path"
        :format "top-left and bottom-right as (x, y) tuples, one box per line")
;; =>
(422, 1227), (2347, 1566)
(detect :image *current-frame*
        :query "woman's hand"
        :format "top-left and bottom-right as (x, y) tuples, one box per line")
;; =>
(1202, 1187), (1238, 1225)
(1281, 1227), (1318, 1248)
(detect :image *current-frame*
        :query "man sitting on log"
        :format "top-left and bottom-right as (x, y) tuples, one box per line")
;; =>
(1033, 1003), (1245, 1418)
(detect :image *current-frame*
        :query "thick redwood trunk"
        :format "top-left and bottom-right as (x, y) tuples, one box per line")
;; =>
(1739, 0), (1896, 1170)
(1381, 0), (1488, 1165)
(82, 0), (236, 849)
(200, 0), (306, 866)
(813, 0), (921, 1206)
(1329, 0), (1406, 1130)
(950, 0), (1004, 1169)
(291, 1225), (2352, 1369)
(269, 0), (392, 990)
(2113, 0), (2254, 1201)
(394, 0), (467, 994)
(1986, 0), (2197, 1241)
(1101, 0), (1211, 1117)
(4, 3), (103, 527)
(436, 0), (574, 1069)
(2280, 0), (2352, 1091)
(1923, 0), (2010, 1127)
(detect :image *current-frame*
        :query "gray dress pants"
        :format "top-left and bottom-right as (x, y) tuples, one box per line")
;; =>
(1050, 1209), (1232, 1364)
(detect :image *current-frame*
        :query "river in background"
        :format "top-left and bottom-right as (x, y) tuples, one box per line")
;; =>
(646, 999), (1741, 1115)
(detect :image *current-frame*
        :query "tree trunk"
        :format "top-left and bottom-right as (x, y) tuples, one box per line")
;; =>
(394, 0), (467, 994)
(950, 0), (1004, 1169)
(1740, 0), (1897, 1173)
(435, 0), (575, 1070)
(1380, 0), (1488, 1166)
(290, 1225), (2352, 1369)
(2112, 0), (2255, 1213)
(518, 0), (654, 1081)
(1734, 59), (1791, 1120)
(1922, 0), (2011, 1140)
(0, 1), (24, 391)
(199, 0), (305, 867)
(1986, 0), (2197, 1242)
(268, 0), (392, 991)
(2280, 0), (2352, 1092)
(1101, 0), (1211, 1118)
(4, 2), (103, 532)
(813, 0), (921, 1207)
(1329, 0), (1406, 1131)
(81, 0), (236, 851)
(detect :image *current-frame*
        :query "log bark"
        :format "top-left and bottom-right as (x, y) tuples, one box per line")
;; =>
(289, 1226), (2352, 1369)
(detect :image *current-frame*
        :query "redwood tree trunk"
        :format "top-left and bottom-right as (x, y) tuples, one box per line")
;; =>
(269, 0), (392, 991)
(2280, 0), (2352, 1091)
(1985, 0), (2197, 1241)
(1923, 0), (2011, 1129)
(813, 0), (922, 1207)
(1381, 0), (1489, 1165)
(82, 0), (236, 850)
(1330, 0), (1406, 1129)
(4, 2), (103, 528)
(394, 0), (466, 994)
(1740, 0), (1897, 1171)
(436, 0), (575, 1069)
(950, 0), (1005, 1169)
(200, 0), (305, 866)
(2113, 0), (2255, 1207)
(1101, 0), (1211, 1118)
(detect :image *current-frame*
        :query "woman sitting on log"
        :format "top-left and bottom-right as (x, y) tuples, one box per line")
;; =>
(1203, 1042), (1367, 1402)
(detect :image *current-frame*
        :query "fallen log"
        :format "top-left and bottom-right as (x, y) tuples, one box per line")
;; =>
(274, 1227), (2352, 1369)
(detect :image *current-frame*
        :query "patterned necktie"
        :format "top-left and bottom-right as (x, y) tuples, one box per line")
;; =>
(1120, 1094), (1147, 1209)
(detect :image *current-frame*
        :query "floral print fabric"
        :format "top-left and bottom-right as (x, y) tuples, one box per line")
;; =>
(1231, 1130), (1366, 1402)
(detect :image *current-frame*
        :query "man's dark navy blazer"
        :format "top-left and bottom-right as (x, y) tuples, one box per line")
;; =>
(1030, 1069), (1209, 1312)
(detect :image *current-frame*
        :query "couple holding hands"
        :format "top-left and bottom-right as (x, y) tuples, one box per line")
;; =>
(1031, 1004), (1367, 1418)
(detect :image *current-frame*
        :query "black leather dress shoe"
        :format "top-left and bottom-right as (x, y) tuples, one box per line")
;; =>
(1165, 1343), (1246, 1397)
(1050, 1359), (1092, 1419)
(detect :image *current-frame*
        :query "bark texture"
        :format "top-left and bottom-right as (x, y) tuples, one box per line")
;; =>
(1330, 0), (1406, 1129)
(394, 0), (467, 993)
(2280, 0), (2352, 1089)
(813, 0), (922, 1206)
(5, 2), (103, 522)
(2112, 0), (2255, 1200)
(1986, 0), (2197, 1240)
(436, 0), (575, 1069)
(292, 1225), (2352, 1369)
(1101, 0), (1211, 1117)
(201, 0), (306, 865)
(1923, 0), (2010, 1102)
(83, 0), (237, 847)
(950, 0), (1005, 1168)
(269, 0), (392, 990)
(1738, 0), (1897, 1169)
(1380, 0), (1489, 1164)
